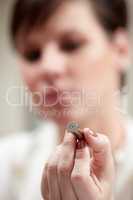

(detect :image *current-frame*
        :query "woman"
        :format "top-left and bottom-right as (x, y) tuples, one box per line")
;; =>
(0, 0), (132, 199)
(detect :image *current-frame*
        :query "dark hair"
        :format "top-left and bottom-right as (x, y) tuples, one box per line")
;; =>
(11, 0), (128, 45)
(10, 0), (128, 89)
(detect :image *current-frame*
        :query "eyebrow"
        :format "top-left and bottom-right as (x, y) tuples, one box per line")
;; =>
(57, 29), (88, 39)
(17, 28), (88, 51)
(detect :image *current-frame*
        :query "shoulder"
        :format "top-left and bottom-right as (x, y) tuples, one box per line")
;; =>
(0, 121), (58, 199)
(125, 117), (133, 155)
(0, 120), (58, 162)
(126, 117), (133, 137)
(114, 117), (133, 198)
(0, 131), (33, 198)
(117, 117), (133, 165)
(0, 131), (32, 164)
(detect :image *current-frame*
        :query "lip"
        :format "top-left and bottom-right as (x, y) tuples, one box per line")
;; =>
(42, 86), (74, 107)
(44, 90), (58, 105)
(43, 85), (72, 95)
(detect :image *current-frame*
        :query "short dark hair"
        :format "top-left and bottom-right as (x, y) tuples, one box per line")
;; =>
(10, 0), (128, 89)
(11, 0), (128, 45)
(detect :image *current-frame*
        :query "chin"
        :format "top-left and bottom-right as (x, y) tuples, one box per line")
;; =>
(39, 103), (85, 125)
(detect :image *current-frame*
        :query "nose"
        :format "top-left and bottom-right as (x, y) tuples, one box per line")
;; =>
(40, 43), (67, 83)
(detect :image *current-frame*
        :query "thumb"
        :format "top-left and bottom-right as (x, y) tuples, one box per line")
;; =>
(83, 128), (115, 181)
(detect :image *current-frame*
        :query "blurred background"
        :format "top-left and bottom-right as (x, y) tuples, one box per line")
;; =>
(0, 0), (133, 136)
(0, 0), (37, 136)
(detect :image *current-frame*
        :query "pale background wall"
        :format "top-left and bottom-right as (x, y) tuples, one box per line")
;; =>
(128, 0), (133, 115)
(0, 0), (37, 135)
(0, 0), (133, 135)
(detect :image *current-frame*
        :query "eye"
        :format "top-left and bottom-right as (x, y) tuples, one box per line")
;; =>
(61, 40), (84, 53)
(23, 49), (41, 63)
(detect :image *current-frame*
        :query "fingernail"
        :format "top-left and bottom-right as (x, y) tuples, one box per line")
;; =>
(84, 128), (98, 137)
(91, 131), (98, 137)
(64, 130), (75, 141)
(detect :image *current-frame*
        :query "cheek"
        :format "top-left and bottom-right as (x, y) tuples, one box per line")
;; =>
(70, 46), (114, 90)
(19, 63), (39, 92)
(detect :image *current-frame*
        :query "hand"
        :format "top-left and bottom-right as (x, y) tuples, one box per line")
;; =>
(41, 128), (115, 200)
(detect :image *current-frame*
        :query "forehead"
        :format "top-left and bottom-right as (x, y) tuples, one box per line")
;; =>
(17, 0), (103, 46)
(43, 1), (98, 33)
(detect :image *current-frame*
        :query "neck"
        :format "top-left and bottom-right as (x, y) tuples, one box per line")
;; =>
(57, 93), (126, 152)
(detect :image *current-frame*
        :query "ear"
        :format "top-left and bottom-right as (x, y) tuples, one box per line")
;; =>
(111, 28), (130, 73)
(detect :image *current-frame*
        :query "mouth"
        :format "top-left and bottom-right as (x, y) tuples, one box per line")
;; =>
(44, 89), (58, 106)
(42, 86), (74, 108)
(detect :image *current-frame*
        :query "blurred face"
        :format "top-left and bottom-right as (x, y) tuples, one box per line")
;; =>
(16, 0), (126, 124)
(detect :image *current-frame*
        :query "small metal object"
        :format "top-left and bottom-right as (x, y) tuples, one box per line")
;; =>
(66, 122), (83, 140)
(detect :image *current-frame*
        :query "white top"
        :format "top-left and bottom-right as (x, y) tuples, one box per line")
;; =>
(0, 120), (58, 200)
(0, 119), (133, 200)
(114, 118), (133, 199)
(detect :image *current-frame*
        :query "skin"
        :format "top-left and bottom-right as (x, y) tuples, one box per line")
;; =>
(15, 0), (129, 199)
(41, 129), (114, 200)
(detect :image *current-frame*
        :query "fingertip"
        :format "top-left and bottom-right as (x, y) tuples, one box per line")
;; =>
(65, 129), (74, 138)
(63, 129), (76, 145)
(84, 128), (98, 139)
(84, 128), (91, 133)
